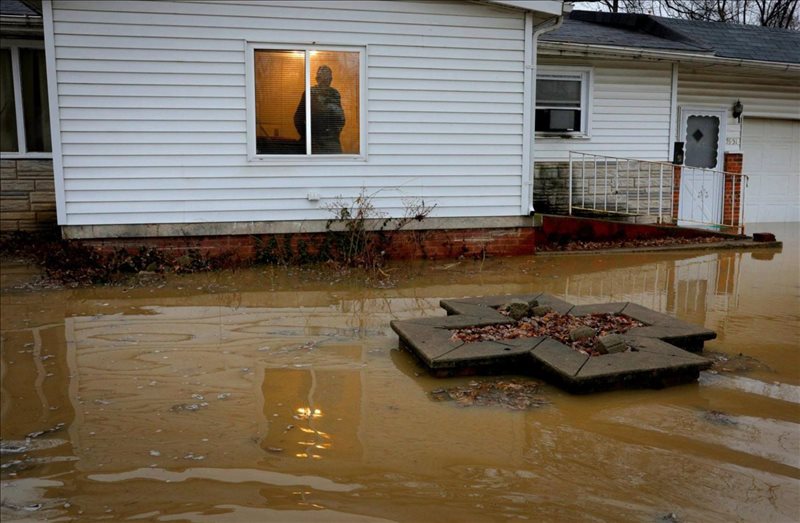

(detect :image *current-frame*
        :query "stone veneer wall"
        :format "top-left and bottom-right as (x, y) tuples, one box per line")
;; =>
(0, 159), (56, 233)
(533, 162), (571, 215)
(534, 161), (674, 219)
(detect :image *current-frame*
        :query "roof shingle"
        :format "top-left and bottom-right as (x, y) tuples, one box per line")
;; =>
(543, 10), (800, 65)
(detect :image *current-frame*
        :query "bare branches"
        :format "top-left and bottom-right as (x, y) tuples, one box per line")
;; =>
(580, 0), (800, 28)
(755, 0), (799, 29)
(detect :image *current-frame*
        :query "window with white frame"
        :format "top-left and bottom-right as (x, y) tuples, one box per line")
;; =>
(535, 68), (590, 136)
(250, 45), (364, 158)
(0, 43), (51, 155)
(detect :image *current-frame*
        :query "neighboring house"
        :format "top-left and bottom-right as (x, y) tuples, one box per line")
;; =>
(0, 0), (56, 232)
(535, 10), (800, 224)
(32, 0), (566, 245)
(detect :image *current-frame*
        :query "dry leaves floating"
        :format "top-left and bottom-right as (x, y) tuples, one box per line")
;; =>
(430, 379), (547, 410)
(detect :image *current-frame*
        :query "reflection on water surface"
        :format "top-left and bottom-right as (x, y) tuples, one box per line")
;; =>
(1, 223), (798, 522)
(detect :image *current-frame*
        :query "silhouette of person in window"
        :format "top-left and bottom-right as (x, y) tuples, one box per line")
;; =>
(294, 65), (345, 154)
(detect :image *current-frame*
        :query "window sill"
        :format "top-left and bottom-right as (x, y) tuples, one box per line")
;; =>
(535, 133), (591, 140)
(247, 154), (367, 165)
(0, 152), (53, 160)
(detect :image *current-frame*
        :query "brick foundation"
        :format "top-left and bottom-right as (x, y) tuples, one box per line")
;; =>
(81, 226), (537, 262)
(0, 159), (56, 233)
(535, 214), (731, 248)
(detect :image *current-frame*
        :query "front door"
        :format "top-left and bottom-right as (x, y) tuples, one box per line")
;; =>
(678, 108), (726, 225)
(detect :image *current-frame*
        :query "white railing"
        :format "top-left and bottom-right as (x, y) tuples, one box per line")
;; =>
(568, 151), (675, 223)
(676, 165), (748, 232)
(568, 151), (748, 231)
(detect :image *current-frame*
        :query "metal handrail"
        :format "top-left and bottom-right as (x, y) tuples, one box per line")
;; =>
(568, 151), (749, 231)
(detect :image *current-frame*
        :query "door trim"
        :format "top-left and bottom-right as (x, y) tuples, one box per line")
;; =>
(678, 106), (728, 224)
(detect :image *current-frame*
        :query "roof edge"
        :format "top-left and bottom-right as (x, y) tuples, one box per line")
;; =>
(540, 40), (800, 71)
(485, 0), (565, 16)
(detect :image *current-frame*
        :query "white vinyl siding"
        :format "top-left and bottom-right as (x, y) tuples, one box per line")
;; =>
(677, 65), (800, 153)
(535, 57), (673, 162)
(48, 0), (528, 226)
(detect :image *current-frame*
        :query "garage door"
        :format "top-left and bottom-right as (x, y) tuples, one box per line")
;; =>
(741, 118), (800, 223)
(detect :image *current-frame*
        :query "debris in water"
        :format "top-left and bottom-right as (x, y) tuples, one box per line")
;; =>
(0, 442), (29, 454)
(169, 403), (207, 413)
(266, 447), (284, 453)
(708, 352), (772, 374)
(26, 422), (66, 439)
(191, 394), (205, 401)
(0, 459), (32, 473)
(429, 379), (548, 410)
(149, 450), (161, 457)
(183, 453), (205, 460)
(216, 393), (231, 400)
(701, 410), (738, 426)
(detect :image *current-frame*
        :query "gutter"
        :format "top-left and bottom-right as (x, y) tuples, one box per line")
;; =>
(528, 14), (566, 214)
(539, 41), (800, 73)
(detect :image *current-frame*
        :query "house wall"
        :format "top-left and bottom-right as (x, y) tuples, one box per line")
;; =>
(48, 0), (532, 229)
(677, 65), (800, 153)
(535, 56), (674, 162)
(533, 56), (800, 217)
(533, 56), (673, 214)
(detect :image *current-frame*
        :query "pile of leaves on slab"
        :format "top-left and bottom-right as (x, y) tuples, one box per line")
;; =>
(430, 379), (547, 410)
(538, 235), (728, 252)
(451, 311), (643, 356)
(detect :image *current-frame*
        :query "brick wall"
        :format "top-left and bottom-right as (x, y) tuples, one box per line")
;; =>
(671, 165), (681, 222)
(0, 159), (56, 233)
(722, 153), (743, 227)
(82, 227), (537, 262)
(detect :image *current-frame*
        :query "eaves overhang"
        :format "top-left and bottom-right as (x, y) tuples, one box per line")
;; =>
(484, 0), (566, 16)
(539, 40), (800, 73)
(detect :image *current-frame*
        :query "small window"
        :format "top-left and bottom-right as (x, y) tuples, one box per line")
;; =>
(535, 69), (590, 136)
(0, 45), (51, 155)
(253, 47), (362, 157)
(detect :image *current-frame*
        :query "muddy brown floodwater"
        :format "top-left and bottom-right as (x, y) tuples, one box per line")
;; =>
(1, 223), (798, 523)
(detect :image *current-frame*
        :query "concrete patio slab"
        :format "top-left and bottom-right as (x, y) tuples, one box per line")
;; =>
(570, 302), (629, 316)
(432, 338), (543, 370)
(530, 338), (590, 379)
(390, 293), (715, 393)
